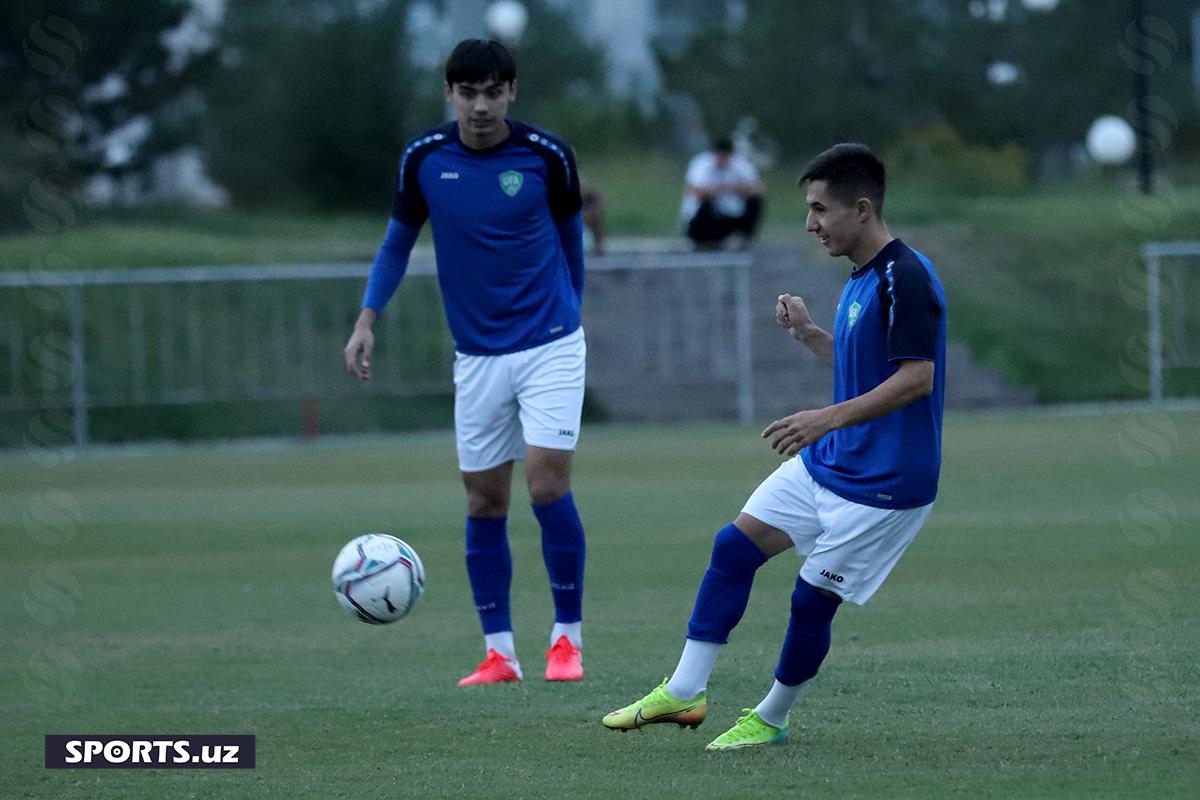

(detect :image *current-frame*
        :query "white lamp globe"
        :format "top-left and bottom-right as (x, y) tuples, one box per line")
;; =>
(1021, 0), (1060, 10)
(1086, 115), (1137, 165)
(986, 61), (1019, 85)
(486, 1), (529, 43)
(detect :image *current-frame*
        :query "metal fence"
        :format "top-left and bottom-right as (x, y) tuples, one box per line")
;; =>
(0, 250), (754, 446)
(1145, 241), (1200, 402)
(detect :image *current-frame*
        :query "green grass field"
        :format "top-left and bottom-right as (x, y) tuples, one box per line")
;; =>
(2, 411), (1198, 799)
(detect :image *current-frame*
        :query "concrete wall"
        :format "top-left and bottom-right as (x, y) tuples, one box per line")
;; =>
(582, 245), (1034, 423)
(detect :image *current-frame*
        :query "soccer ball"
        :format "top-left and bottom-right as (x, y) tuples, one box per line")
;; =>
(332, 534), (426, 624)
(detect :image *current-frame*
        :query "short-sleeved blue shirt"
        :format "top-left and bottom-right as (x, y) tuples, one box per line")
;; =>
(801, 239), (947, 509)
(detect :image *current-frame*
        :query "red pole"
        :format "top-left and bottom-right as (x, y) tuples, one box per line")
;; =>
(303, 396), (319, 441)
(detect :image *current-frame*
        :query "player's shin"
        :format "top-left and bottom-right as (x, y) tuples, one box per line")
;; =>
(532, 491), (585, 645)
(758, 576), (841, 725)
(669, 524), (768, 699)
(465, 516), (515, 655)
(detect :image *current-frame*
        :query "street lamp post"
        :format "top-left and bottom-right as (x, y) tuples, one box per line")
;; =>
(1131, 0), (1154, 194)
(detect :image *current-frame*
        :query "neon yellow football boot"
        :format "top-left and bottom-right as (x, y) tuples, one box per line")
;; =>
(704, 709), (788, 751)
(602, 678), (707, 731)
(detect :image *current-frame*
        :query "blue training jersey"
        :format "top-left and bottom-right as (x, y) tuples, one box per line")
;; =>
(801, 239), (947, 509)
(362, 120), (585, 355)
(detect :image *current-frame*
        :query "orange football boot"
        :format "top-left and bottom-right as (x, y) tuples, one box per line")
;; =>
(456, 649), (522, 686)
(544, 635), (583, 681)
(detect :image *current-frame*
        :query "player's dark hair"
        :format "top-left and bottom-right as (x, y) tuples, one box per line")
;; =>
(713, 137), (734, 153)
(445, 39), (517, 86)
(799, 143), (886, 214)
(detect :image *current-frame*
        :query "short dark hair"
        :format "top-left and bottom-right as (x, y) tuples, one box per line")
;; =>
(446, 39), (516, 86)
(799, 143), (886, 214)
(713, 137), (734, 154)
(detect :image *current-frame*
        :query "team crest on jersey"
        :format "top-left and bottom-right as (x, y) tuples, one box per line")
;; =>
(847, 301), (862, 329)
(499, 170), (524, 197)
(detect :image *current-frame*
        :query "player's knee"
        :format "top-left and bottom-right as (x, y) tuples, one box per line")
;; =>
(709, 523), (768, 578)
(790, 576), (841, 620)
(526, 463), (570, 506)
(527, 478), (568, 506)
(466, 491), (508, 518)
(712, 524), (741, 553)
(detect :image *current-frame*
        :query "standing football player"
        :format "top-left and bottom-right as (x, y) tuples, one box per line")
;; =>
(344, 39), (587, 685)
(602, 144), (947, 750)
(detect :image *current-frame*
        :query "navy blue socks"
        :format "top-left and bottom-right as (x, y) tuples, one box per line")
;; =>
(465, 492), (586, 649)
(686, 523), (768, 643)
(532, 491), (586, 624)
(774, 575), (841, 686)
(464, 516), (513, 634)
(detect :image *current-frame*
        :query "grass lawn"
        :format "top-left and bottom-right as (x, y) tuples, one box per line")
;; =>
(2, 411), (1198, 798)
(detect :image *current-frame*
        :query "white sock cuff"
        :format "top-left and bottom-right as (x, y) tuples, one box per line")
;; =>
(551, 621), (583, 648)
(484, 631), (517, 661)
(666, 639), (723, 700)
(754, 679), (805, 728)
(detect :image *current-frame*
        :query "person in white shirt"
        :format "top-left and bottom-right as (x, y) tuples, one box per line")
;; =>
(680, 138), (766, 249)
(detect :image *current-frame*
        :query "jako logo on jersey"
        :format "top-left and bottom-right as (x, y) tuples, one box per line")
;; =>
(499, 170), (524, 197)
(440, 171), (460, 180)
(558, 429), (575, 437)
(819, 569), (845, 583)
(847, 301), (862, 329)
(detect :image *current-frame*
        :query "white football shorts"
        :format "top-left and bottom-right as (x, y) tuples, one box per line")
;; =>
(741, 456), (933, 604)
(453, 327), (586, 472)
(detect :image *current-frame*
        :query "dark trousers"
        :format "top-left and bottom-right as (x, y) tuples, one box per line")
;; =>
(687, 196), (764, 246)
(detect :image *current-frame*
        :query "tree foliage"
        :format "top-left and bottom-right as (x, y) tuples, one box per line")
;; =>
(656, 0), (1199, 172)
(207, 0), (411, 209)
(2, 0), (216, 229)
(209, 0), (613, 207)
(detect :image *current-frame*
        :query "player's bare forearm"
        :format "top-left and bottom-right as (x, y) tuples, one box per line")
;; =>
(355, 308), (377, 329)
(828, 360), (934, 430)
(763, 360), (933, 456)
(776, 293), (833, 367)
(794, 325), (834, 367)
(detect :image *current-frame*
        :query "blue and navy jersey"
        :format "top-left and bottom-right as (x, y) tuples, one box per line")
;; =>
(386, 120), (583, 355)
(801, 239), (947, 509)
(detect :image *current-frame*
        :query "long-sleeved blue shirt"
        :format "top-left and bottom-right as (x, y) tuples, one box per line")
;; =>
(362, 120), (585, 355)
